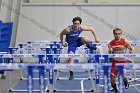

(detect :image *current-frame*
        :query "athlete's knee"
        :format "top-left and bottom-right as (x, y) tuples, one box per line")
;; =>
(81, 37), (90, 43)
(110, 78), (116, 85)
(110, 73), (117, 83)
(68, 51), (74, 63)
(123, 69), (127, 74)
(69, 51), (74, 54)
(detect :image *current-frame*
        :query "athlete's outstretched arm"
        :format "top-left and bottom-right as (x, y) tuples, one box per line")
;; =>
(108, 44), (114, 62)
(125, 40), (135, 54)
(125, 39), (135, 62)
(60, 27), (69, 47)
(81, 26), (100, 43)
(108, 44), (113, 54)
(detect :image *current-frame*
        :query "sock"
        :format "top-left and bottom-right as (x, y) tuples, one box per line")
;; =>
(111, 83), (118, 91)
(0, 71), (5, 74)
(123, 77), (129, 89)
(70, 71), (73, 76)
(86, 44), (97, 50)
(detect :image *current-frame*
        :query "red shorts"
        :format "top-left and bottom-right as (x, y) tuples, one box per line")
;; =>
(110, 60), (128, 78)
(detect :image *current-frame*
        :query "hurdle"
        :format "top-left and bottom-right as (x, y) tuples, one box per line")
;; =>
(0, 53), (94, 93)
(33, 41), (95, 91)
(0, 52), (8, 79)
(99, 54), (140, 93)
(6, 41), (63, 91)
(46, 41), (140, 92)
(52, 46), (99, 92)
(46, 53), (96, 92)
(1, 39), (140, 92)
(27, 41), (63, 87)
(90, 41), (140, 90)
(0, 63), (48, 93)
(102, 65), (124, 93)
(27, 41), (62, 64)
(0, 53), (140, 93)
(17, 41), (62, 80)
(0, 52), (8, 64)
(1, 62), (139, 93)
(0, 53), (48, 92)
(0, 63), (97, 93)
(6, 41), (63, 93)
(8, 47), (44, 80)
(47, 53), (140, 93)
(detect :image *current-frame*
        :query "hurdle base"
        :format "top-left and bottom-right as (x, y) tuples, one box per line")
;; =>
(9, 89), (13, 92)
(58, 69), (89, 72)
(9, 89), (48, 92)
(47, 90), (49, 92)
(129, 78), (140, 83)
(88, 77), (96, 80)
(20, 77), (48, 80)
(53, 89), (94, 92)
(57, 77), (91, 80)
(20, 77), (24, 80)
(91, 89), (94, 92)
(57, 77), (95, 80)
(46, 90), (57, 92)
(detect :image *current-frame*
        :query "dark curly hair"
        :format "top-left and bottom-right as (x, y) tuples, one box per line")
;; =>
(113, 28), (122, 34)
(72, 16), (82, 24)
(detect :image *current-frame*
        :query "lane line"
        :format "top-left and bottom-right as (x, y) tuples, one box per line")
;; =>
(81, 79), (85, 93)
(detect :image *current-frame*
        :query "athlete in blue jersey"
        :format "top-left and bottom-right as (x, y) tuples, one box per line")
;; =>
(60, 16), (100, 80)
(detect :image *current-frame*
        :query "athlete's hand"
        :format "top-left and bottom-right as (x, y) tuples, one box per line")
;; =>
(127, 58), (133, 63)
(62, 42), (68, 47)
(95, 38), (100, 43)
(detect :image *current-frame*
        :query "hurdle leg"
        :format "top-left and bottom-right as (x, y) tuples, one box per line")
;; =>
(28, 66), (33, 93)
(8, 71), (20, 92)
(89, 67), (96, 79)
(94, 55), (102, 93)
(130, 62), (140, 82)
(1, 58), (7, 76)
(53, 68), (59, 92)
(53, 48), (62, 91)
(87, 68), (96, 92)
(39, 66), (45, 93)
(118, 66), (124, 93)
(103, 65), (109, 93)
(49, 69), (54, 93)
(19, 45), (24, 80)
(95, 67), (100, 93)
(45, 71), (50, 92)
(46, 55), (54, 92)
(9, 70), (12, 91)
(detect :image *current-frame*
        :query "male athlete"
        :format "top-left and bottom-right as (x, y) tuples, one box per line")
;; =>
(60, 16), (100, 80)
(108, 28), (135, 93)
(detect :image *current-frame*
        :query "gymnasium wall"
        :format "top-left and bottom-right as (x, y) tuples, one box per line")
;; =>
(16, 4), (140, 54)
(29, 0), (140, 4)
